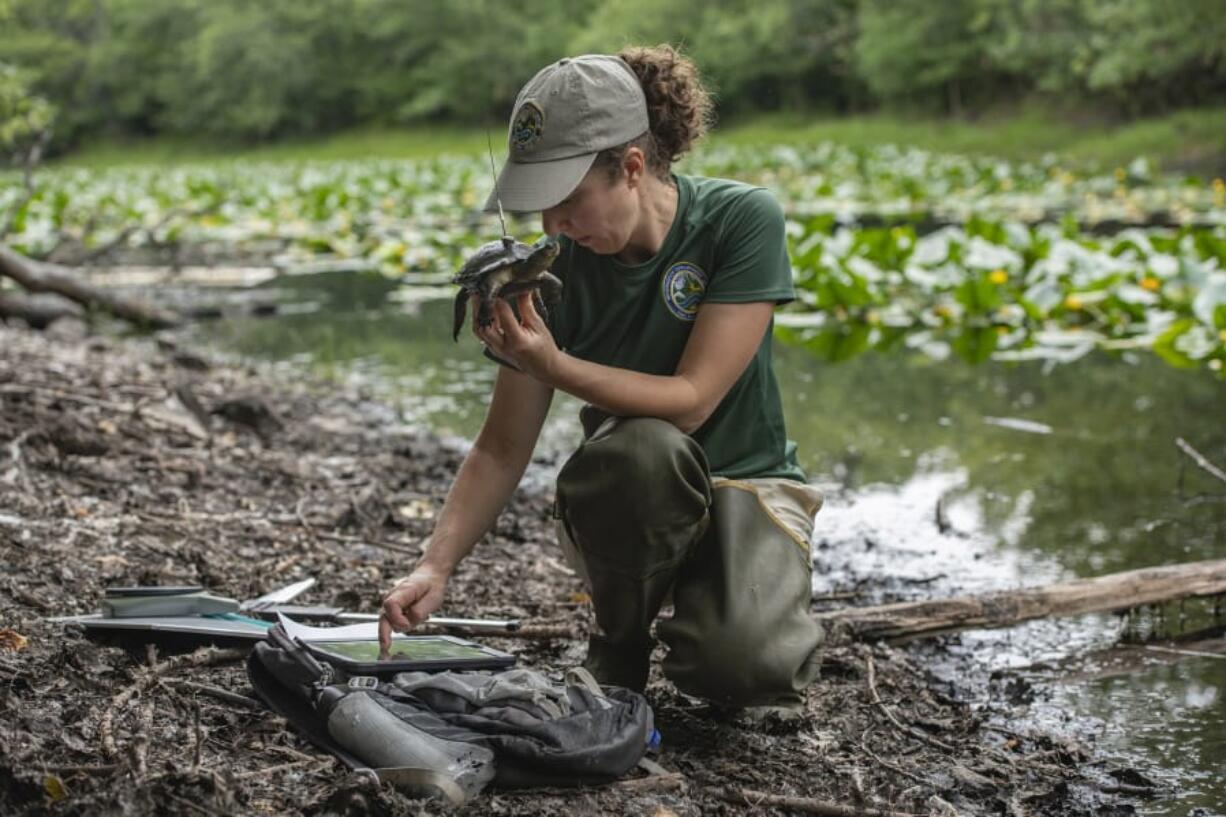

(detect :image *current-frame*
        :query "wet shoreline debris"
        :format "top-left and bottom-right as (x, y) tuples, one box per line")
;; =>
(0, 323), (1154, 815)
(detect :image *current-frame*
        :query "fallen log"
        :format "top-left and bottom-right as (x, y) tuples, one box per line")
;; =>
(0, 290), (83, 328)
(0, 244), (179, 329)
(818, 559), (1226, 643)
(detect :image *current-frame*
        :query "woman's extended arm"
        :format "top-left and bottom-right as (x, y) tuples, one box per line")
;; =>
(478, 293), (774, 434)
(378, 364), (553, 648)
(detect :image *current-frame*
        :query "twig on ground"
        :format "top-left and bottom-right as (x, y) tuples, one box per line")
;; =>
(11, 586), (52, 612)
(132, 698), (154, 778)
(612, 772), (687, 794)
(6, 429), (34, 493)
(0, 383), (135, 414)
(859, 727), (932, 787)
(99, 647), (246, 760)
(813, 591), (862, 603)
(233, 759), (328, 780)
(165, 679), (265, 711)
(304, 526), (421, 555)
(163, 791), (224, 817)
(192, 703), (203, 774)
(713, 785), (922, 817)
(294, 496), (321, 548)
(863, 650), (956, 753)
(265, 744), (320, 763)
(43, 764), (121, 775)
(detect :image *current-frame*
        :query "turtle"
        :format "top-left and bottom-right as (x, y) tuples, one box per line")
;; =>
(451, 234), (562, 341)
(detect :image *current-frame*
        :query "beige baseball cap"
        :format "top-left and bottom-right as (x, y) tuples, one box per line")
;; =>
(484, 54), (650, 214)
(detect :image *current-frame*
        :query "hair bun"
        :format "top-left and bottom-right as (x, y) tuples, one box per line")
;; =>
(617, 44), (714, 164)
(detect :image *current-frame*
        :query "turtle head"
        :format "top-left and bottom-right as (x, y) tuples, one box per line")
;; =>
(530, 235), (561, 266)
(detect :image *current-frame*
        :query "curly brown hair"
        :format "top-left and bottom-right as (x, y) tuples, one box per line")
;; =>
(593, 44), (715, 183)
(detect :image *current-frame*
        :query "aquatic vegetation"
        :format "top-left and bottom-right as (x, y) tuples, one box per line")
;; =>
(2, 142), (1223, 370)
(778, 218), (1226, 372)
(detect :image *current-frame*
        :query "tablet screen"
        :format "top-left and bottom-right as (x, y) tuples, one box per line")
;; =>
(311, 637), (494, 663)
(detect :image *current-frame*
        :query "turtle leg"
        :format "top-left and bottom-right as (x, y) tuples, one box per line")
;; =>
(475, 276), (497, 331)
(497, 279), (541, 300)
(537, 272), (563, 307)
(498, 280), (548, 324)
(534, 273), (562, 324)
(452, 289), (469, 342)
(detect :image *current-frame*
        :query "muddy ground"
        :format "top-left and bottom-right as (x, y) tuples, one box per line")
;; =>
(0, 321), (1156, 816)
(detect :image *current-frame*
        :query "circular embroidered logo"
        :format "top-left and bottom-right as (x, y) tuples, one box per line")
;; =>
(511, 101), (544, 151)
(661, 262), (708, 322)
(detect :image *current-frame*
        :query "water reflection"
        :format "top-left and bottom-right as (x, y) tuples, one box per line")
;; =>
(773, 341), (1226, 575)
(1042, 656), (1226, 813)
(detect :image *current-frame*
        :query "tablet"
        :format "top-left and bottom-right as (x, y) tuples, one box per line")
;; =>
(304, 635), (516, 674)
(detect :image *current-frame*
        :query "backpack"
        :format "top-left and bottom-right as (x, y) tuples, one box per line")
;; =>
(246, 623), (656, 805)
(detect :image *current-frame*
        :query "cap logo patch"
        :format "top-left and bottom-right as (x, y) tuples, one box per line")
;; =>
(511, 101), (545, 151)
(661, 261), (708, 322)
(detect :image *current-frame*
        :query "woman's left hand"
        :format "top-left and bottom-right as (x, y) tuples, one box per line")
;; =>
(475, 292), (561, 381)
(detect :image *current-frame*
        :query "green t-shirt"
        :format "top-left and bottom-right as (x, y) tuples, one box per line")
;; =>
(494, 173), (805, 482)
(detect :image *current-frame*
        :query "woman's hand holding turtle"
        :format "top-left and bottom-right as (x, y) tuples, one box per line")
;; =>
(475, 292), (561, 382)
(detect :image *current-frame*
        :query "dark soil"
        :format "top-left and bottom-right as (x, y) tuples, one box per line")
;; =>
(0, 322), (1150, 816)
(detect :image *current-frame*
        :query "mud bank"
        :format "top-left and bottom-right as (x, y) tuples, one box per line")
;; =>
(0, 324), (1150, 815)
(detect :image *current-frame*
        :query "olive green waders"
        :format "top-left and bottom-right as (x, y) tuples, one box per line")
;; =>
(554, 407), (825, 708)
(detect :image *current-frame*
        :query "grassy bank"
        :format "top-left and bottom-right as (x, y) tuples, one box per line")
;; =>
(54, 126), (492, 168)
(54, 107), (1226, 176)
(717, 107), (1226, 175)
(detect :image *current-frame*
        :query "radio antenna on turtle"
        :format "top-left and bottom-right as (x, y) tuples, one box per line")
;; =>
(486, 131), (510, 245)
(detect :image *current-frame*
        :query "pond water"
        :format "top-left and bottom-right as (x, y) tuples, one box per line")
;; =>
(193, 272), (1226, 813)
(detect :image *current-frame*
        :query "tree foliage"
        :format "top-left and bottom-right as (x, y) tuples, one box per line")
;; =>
(0, 63), (53, 160)
(0, 0), (1221, 146)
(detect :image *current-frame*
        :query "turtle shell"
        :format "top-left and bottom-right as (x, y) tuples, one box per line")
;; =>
(453, 237), (535, 285)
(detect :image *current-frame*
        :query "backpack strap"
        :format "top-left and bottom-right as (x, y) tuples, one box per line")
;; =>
(246, 647), (367, 772)
(563, 666), (603, 695)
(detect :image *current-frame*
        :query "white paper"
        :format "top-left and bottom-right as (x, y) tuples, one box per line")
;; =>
(277, 611), (392, 642)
